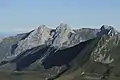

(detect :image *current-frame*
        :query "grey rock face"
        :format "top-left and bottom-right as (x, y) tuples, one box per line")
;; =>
(97, 25), (119, 37)
(0, 24), (112, 62)
(68, 28), (99, 47)
(12, 23), (99, 56)
(0, 23), (100, 69)
(0, 32), (32, 61)
(0, 24), (120, 80)
(14, 25), (52, 55)
(91, 25), (120, 65)
(52, 23), (73, 48)
(91, 35), (119, 64)
(0, 24), (119, 72)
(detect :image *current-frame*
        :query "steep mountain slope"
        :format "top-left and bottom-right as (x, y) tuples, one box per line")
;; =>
(0, 24), (120, 80)
(0, 31), (33, 61)
(52, 25), (120, 80)
(0, 23), (98, 61)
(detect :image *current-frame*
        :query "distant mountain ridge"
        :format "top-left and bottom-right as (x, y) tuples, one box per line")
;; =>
(0, 23), (100, 60)
(0, 23), (120, 80)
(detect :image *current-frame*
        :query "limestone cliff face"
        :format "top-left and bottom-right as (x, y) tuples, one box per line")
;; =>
(0, 32), (31, 61)
(92, 25), (119, 64)
(10, 23), (99, 57)
(52, 23), (72, 48)
(14, 25), (52, 55)
(0, 24), (120, 80)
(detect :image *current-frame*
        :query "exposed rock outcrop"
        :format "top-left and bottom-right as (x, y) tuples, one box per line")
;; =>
(0, 24), (119, 80)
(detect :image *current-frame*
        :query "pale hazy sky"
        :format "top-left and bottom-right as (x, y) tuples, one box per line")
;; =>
(0, 0), (120, 34)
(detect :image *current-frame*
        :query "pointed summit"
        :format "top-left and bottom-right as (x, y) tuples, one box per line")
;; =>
(56, 22), (71, 33)
(52, 23), (72, 48)
(97, 25), (119, 37)
(57, 22), (68, 28)
(37, 25), (50, 30)
(14, 24), (52, 55)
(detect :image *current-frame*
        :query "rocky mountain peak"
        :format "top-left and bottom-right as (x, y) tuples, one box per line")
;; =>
(97, 25), (119, 37)
(52, 23), (72, 48)
(56, 23), (71, 32)
(1, 24), (119, 62)
(92, 25), (119, 65)
(100, 25), (112, 30)
(37, 25), (49, 30)
(13, 25), (52, 55)
(0, 24), (120, 80)
(101, 25), (118, 35)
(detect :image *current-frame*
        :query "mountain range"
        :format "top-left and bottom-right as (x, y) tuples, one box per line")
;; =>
(0, 23), (120, 80)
